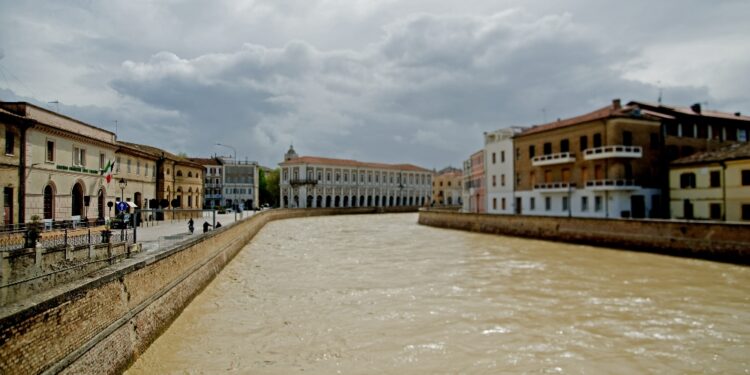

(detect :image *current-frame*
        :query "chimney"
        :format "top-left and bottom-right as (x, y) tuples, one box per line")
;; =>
(691, 103), (702, 114)
(612, 99), (621, 109)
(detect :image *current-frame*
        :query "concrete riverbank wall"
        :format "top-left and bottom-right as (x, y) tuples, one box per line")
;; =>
(0, 207), (417, 375)
(418, 209), (750, 264)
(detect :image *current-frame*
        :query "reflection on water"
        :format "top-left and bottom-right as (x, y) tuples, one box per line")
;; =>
(127, 213), (750, 374)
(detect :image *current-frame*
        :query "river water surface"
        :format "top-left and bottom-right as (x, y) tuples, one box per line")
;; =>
(127, 213), (749, 374)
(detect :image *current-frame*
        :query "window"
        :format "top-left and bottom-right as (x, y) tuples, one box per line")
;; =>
(623, 131), (633, 146)
(680, 173), (696, 188)
(493, 198), (497, 210)
(581, 196), (588, 211)
(710, 203), (722, 220)
(127, 159), (133, 173)
(516, 147), (520, 160)
(492, 175), (496, 187)
(650, 133), (659, 150)
(560, 139), (569, 153)
(710, 171), (721, 188)
(145, 164), (149, 177)
(742, 170), (750, 186)
(743, 204), (750, 221)
(99, 153), (105, 170)
(317, 171), (322, 181)
(562, 196), (568, 211)
(336, 173), (341, 182)
(47, 140), (55, 162)
(593, 133), (602, 148)
(501, 198), (506, 210)
(545, 197), (551, 211)
(501, 174), (505, 187)
(5, 130), (14, 155)
(137, 161), (141, 175)
(501, 151), (505, 163)
(543, 142), (552, 155)
(73, 147), (86, 166)
(528, 145), (535, 159)
(580, 136), (588, 151)
(492, 153), (496, 164)
(530, 197), (536, 210)
(327, 172), (331, 182)
(595, 196), (603, 212)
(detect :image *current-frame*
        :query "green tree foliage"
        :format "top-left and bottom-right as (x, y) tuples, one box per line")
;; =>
(259, 168), (280, 207)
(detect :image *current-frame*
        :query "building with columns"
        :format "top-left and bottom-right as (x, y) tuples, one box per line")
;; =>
(278, 146), (433, 208)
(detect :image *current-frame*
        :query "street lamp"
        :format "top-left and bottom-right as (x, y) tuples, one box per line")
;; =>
(118, 178), (127, 209)
(215, 143), (236, 164)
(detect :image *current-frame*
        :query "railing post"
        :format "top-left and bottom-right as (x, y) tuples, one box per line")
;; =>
(64, 228), (68, 247)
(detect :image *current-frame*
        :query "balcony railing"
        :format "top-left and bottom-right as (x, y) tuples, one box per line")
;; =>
(289, 178), (319, 186)
(533, 181), (575, 193)
(531, 152), (576, 166)
(583, 145), (642, 160)
(585, 179), (639, 190)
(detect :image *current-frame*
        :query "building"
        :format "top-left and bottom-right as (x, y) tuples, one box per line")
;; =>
(113, 141), (159, 217)
(0, 107), (25, 228)
(513, 99), (666, 219)
(278, 146), (433, 208)
(432, 167), (463, 206)
(119, 142), (203, 219)
(669, 142), (750, 221)
(190, 157), (224, 208)
(222, 159), (259, 210)
(484, 127), (522, 214)
(0, 102), (119, 224)
(462, 149), (485, 213)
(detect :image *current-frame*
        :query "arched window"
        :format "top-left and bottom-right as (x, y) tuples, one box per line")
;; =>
(44, 185), (55, 220)
(188, 171), (193, 177)
(71, 182), (84, 217)
(177, 170), (183, 177)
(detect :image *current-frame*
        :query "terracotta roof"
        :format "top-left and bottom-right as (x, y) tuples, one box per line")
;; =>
(279, 156), (432, 172)
(629, 101), (750, 122)
(518, 102), (656, 137)
(118, 141), (203, 169)
(188, 157), (224, 166)
(671, 142), (750, 165)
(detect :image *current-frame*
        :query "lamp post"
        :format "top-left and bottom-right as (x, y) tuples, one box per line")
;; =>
(118, 178), (127, 240)
(216, 143), (236, 165)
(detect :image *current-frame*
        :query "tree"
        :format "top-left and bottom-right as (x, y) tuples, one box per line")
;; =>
(259, 168), (280, 207)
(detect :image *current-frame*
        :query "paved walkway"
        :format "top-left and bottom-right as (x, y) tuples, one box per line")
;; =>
(136, 210), (257, 252)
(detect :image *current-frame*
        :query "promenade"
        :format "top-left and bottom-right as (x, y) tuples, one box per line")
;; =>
(136, 210), (257, 252)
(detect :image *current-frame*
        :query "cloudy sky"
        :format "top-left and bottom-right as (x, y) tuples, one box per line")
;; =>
(1, 0), (748, 168)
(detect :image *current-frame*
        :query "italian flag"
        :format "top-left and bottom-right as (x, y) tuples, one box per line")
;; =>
(101, 160), (115, 183)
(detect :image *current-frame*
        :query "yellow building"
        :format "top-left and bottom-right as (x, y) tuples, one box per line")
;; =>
(670, 143), (750, 221)
(432, 167), (462, 206)
(0, 108), (25, 227)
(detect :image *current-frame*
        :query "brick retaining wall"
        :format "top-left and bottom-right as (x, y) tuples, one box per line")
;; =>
(418, 209), (750, 264)
(0, 207), (416, 375)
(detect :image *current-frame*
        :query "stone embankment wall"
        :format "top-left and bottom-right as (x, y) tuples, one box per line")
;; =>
(418, 209), (750, 264)
(0, 207), (415, 375)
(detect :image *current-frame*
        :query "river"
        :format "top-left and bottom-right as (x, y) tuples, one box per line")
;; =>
(127, 213), (749, 374)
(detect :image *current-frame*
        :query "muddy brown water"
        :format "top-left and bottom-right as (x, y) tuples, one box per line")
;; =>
(127, 213), (749, 374)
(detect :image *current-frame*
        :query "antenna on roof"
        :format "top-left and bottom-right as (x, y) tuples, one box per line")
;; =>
(48, 100), (59, 113)
(657, 81), (662, 105)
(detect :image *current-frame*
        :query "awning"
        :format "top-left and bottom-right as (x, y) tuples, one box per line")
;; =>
(126, 202), (138, 208)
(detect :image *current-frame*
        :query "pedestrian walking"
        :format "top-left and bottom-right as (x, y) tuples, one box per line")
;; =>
(203, 221), (212, 233)
(188, 218), (194, 234)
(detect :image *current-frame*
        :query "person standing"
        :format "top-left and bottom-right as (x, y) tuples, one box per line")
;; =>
(188, 218), (194, 234)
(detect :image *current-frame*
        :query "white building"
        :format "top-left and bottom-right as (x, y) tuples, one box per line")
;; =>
(222, 159), (259, 210)
(278, 146), (433, 208)
(484, 127), (522, 214)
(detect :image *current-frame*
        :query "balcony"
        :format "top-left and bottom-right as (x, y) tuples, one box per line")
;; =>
(585, 179), (639, 191)
(531, 152), (576, 167)
(533, 181), (575, 193)
(583, 145), (642, 160)
(289, 178), (319, 187)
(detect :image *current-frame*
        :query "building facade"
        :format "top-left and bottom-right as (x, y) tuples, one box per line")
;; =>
(0, 108), (24, 228)
(669, 143), (750, 221)
(113, 142), (158, 217)
(191, 157), (224, 208)
(513, 100), (665, 219)
(278, 146), (433, 208)
(432, 167), (462, 206)
(484, 128), (522, 214)
(0, 102), (119, 224)
(222, 159), (259, 210)
(462, 149), (485, 213)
